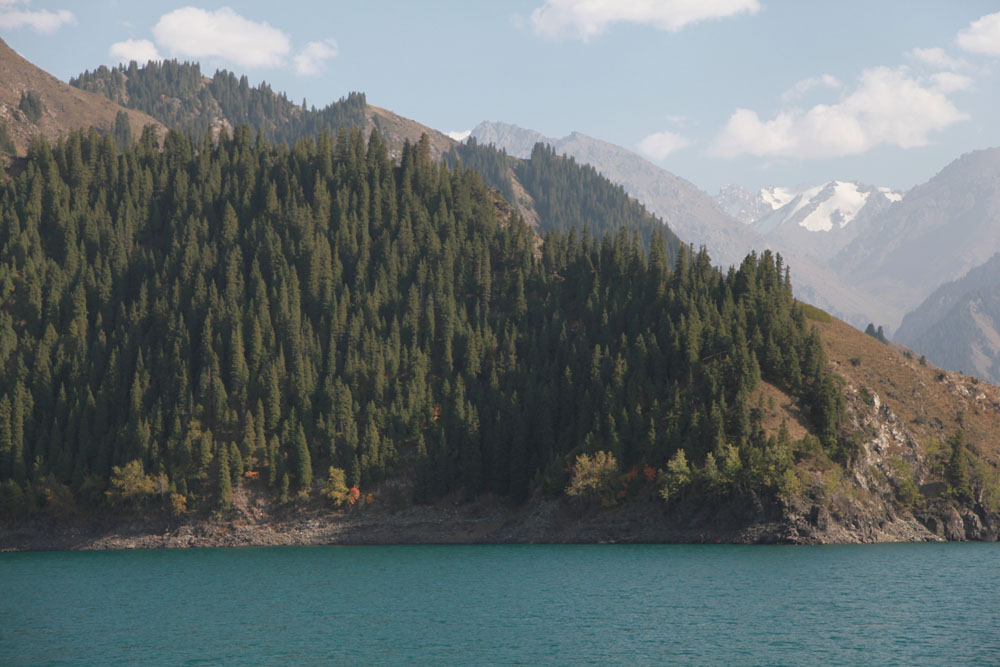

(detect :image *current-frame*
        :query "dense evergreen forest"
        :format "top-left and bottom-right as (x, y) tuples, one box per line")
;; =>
(0, 125), (845, 517)
(0, 121), (839, 511)
(445, 139), (676, 251)
(70, 60), (367, 144)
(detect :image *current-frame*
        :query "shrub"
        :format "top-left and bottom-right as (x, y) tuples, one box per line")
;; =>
(106, 460), (158, 507)
(566, 451), (621, 507)
(659, 449), (692, 502)
(170, 493), (188, 517)
(18, 90), (44, 123)
(0, 123), (14, 154)
(322, 467), (351, 507)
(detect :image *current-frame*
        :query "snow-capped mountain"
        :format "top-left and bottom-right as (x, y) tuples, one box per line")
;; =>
(754, 181), (902, 234)
(714, 181), (903, 263)
(714, 184), (773, 225)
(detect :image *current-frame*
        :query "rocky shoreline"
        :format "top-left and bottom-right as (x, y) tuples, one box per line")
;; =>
(3, 493), (995, 552)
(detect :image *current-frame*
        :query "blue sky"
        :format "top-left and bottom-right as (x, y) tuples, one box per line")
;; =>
(3, 1), (999, 193)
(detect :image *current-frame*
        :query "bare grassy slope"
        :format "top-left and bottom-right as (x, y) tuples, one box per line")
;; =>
(367, 105), (456, 161)
(0, 38), (161, 154)
(817, 313), (1000, 464)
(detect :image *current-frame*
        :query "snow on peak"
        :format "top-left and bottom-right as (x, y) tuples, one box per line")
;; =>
(754, 181), (903, 233)
(760, 186), (801, 210)
(878, 186), (903, 203)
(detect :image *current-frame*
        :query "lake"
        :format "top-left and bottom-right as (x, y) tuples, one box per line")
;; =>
(2, 544), (998, 664)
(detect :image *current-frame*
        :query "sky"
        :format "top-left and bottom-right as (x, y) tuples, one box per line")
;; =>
(2, 1), (999, 193)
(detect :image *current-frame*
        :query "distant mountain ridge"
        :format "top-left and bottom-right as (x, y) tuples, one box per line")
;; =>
(831, 148), (1000, 329)
(895, 252), (1000, 382)
(469, 121), (892, 328)
(470, 120), (770, 269)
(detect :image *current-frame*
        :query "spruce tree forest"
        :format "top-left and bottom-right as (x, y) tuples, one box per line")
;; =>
(71, 60), (367, 145)
(445, 138), (673, 249)
(0, 119), (846, 518)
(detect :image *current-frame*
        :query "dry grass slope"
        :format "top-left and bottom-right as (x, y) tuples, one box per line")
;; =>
(816, 313), (1000, 465)
(0, 38), (161, 156)
(366, 105), (456, 161)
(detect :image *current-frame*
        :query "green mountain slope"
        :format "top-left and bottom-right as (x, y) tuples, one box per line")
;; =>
(69, 60), (456, 160)
(446, 138), (683, 254)
(0, 126), (843, 519)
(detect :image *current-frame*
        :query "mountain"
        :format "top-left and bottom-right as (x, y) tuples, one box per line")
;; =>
(831, 148), (1000, 330)
(715, 183), (773, 224)
(3, 124), (998, 544)
(445, 138), (683, 254)
(751, 181), (902, 262)
(470, 121), (892, 328)
(470, 121), (759, 270)
(895, 252), (1000, 381)
(715, 181), (902, 262)
(0, 38), (159, 156)
(70, 60), (455, 160)
(0, 124), (830, 522)
(2, 51), (999, 546)
(468, 121), (548, 161)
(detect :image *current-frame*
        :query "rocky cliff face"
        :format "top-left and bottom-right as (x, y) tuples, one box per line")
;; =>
(774, 315), (1000, 543)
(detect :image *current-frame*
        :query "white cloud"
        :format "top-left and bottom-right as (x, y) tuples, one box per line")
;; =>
(0, 3), (74, 34)
(780, 74), (842, 102)
(907, 47), (968, 71)
(957, 11), (1000, 56)
(711, 67), (968, 159)
(152, 7), (290, 68)
(447, 130), (471, 142)
(109, 39), (162, 65)
(637, 130), (690, 160)
(929, 71), (973, 94)
(530, 0), (760, 41)
(293, 39), (338, 76)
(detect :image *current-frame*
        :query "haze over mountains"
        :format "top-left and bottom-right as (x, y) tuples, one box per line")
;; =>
(469, 121), (895, 329)
(470, 121), (1000, 384)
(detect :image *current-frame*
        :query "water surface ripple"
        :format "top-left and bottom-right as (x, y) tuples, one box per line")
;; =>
(2, 543), (998, 665)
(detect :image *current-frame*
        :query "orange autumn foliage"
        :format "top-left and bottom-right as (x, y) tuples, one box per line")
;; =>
(348, 486), (361, 505)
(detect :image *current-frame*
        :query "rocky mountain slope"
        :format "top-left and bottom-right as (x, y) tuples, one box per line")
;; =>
(832, 148), (1000, 330)
(789, 309), (1000, 542)
(0, 38), (160, 156)
(715, 183), (773, 224)
(895, 252), (1000, 382)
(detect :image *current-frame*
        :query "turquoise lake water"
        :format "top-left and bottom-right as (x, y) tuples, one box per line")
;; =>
(1, 543), (998, 665)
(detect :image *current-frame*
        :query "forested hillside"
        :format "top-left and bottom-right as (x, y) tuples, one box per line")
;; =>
(70, 60), (367, 145)
(0, 126), (841, 516)
(445, 139), (680, 251)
